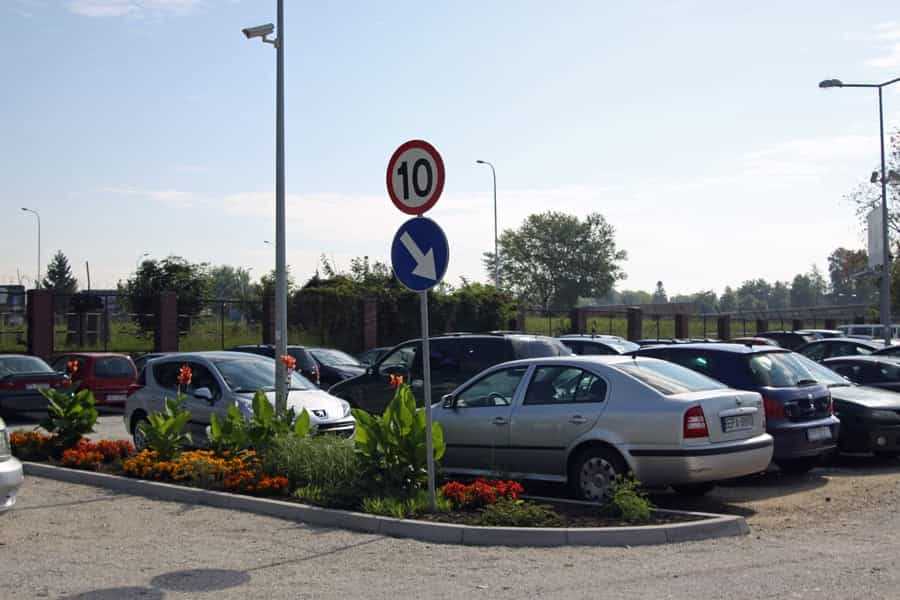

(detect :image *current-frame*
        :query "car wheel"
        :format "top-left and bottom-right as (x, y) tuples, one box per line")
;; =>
(671, 482), (715, 496)
(775, 457), (819, 474)
(570, 447), (626, 502)
(131, 412), (149, 451)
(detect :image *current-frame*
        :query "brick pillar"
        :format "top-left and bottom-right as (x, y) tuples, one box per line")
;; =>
(717, 315), (731, 341)
(571, 308), (588, 333)
(755, 319), (768, 334)
(262, 295), (275, 345)
(674, 314), (689, 339)
(824, 318), (838, 330)
(154, 291), (178, 352)
(626, 307), (643, 341)
(792, 319), (804, 331)
(363, 298), (377, 351)
(27, 289), (54, 360)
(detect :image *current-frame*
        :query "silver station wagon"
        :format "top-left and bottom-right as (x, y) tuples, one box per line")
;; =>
(434, 355), (774, 499)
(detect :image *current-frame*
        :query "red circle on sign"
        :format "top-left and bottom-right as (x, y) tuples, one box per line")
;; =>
(386, 139), (446, 215)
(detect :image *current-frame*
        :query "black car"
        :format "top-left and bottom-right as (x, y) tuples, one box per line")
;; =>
(823, 356), (900, 393)
(757, 331), (818, 351)
(329, 333), (572, 415)
(308, 348), (366, 388)
(356, 346), (391, 367)
(133, 352), (171, 376)
(796, 338), (881, 363)
(796, 329), (843, 339)
(873, 345), (900, 358)
(558, 335), (639, 355)
(635, 343), (840, 473)
(0, 354), (68, 413)
(799, 358), (900, 456)
(228, 344), (320, 386)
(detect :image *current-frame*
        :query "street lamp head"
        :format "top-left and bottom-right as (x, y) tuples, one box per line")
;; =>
(819, 79), (843, 88)
(242, 23), (275, 39)
(476, 160), (486, 164)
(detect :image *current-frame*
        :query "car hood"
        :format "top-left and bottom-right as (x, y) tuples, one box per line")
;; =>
(236, 389), (350, 423)
(829, 385), (900, 409)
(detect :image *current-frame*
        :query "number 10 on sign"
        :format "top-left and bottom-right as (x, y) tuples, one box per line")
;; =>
(386, 139), (446, 215)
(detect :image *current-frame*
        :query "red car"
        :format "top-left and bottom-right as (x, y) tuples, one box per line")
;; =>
(51, 353), (138, 407)
(0, 354), (68, 413)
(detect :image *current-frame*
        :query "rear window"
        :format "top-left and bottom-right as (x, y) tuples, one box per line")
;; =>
(746, 352), (822, 388)
(95, 357), (135, 378)
(458, 338), (508, 374)
(0, 356), (53, 376)
(510, 337), (573, 359)
(615, 360), (726, 395)
(310, 348), (362, 368)
(287, 348), (317, 371)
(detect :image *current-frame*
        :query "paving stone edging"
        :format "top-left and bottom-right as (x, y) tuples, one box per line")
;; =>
(24, 462), (749, 547)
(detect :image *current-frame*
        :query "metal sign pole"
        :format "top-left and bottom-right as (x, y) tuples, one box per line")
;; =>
(419, 290), (436, 510)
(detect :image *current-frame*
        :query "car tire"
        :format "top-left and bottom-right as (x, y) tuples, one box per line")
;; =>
(131, 411), (149, 451)
(671, 482), (715, 496)
(775, 457), (819, 474)
(569, 446), (626, 502)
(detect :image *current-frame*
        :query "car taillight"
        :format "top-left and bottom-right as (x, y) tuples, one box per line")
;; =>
(0, 380), (13, 390)
(126, 384), (142, 397)
(763, 397), (786, 419)
(683, 405), (709, 439)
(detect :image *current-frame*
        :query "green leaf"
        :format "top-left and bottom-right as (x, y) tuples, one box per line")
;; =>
(294, 408), (311, 437)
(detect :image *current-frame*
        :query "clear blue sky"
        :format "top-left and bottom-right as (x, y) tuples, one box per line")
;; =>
(2, 0), (899, 296)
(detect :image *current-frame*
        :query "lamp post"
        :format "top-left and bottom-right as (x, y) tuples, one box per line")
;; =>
(20, 208), (41, 289)
(476, 160), (499, 287)
(820, 76), (900, 344)
(244, 3), (288, 413)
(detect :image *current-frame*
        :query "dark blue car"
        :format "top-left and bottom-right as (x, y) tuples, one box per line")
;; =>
(634, 343), (840, 473)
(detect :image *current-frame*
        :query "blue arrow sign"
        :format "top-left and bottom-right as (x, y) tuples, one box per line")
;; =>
(391, 217), (449, 292)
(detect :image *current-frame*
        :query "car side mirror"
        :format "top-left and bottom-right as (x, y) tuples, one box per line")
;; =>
(193, 387), (214, 403)
(441, 393), (455, 409)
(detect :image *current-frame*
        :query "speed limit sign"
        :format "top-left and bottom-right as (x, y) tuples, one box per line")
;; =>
(386, 139), (445, 215)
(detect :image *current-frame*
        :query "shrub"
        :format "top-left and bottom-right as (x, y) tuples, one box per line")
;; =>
(352, 382), (445, 496)
(360, 490), (451, 518)
(478, 499), (563, 528)
(208, 391), (310, 453)
(263, 435), (358, 491)
(441, 479), (524, 509)
(59, 439), (135, 471)
(139, 397), (192, 460)
(40, 387), (98, 451)
(605, 476), (652, 524)
(10, 431), (54, 461)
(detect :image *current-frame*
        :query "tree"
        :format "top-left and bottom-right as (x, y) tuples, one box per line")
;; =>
(770, 281), (790, 310)
(845, 128), (900, 243)
(208, 265), (253, 301)
(120, 256), (210, 336)
(42, 250), (78, 294)
(652, 281), (668, 304)
(719, 286), (737, 312)
(828, 247), (875, 304)
(619, 289), (652, 305)
(736, 279), (772, 312)
(483, 211), (627, 310)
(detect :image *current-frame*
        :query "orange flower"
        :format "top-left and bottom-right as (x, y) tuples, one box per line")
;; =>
(66, 360), (79, 376)
(177, 364), (193, 386)
(280, 354), (297, 371)
(388, 374), (404, 388)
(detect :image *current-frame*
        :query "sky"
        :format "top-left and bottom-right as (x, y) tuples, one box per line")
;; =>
(2, 0), (900, 297)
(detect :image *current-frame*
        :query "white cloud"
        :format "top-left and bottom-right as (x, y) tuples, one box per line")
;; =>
(100, 186), (197, 207)
(67, 0), (201, 18)
(866, 43), (900, 68)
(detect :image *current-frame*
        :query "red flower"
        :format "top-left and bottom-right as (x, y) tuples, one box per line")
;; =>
(440, 479), (524, 509)
(176, 364), (193, 386)
(67, 360), (79, 376)
(389, 374), (404, 388)
(280, 354), (297, 372)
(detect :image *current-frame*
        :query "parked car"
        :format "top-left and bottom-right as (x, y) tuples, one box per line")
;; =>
(837, 324), (900, 339)
(822, 356), (900, 393)
(329, 334), (573, 415)
(558, 335), (639, 355)
(730, 337), (780, 347)
(795, 357), (900, 456)
(756, 331), (818, 351)
(634, 343), (840, 473)
(0, 355), (68, 413)
(796, 338), (881, 363)
(228, 345), (320, 386)
(308, 348), (366, 388)
(795, 329), (843, 339)
(0, 416), (23, 514)
(356, 346), (391, 367)
(50, 353), (137, 407)
(125, 351), (354, 449)
(133, 353), (171, 376)
(873, 345), (900, 358)
(434, 355), (773, 499)
(635, 338), (680, 347)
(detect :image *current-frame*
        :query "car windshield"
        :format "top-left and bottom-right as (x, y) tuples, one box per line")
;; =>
(0, 356), (54, 377)
(745, 351), (824, 388)
(608, 340), (639, 353)
(310, 349), (362, 368)
(212, 358), (315, 392)
(615, 359), (726, 395)
(791, 354), (851, 387)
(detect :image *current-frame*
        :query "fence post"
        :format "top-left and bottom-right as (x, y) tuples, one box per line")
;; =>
(154, 291), (178, 352)
(517, 306), (527, 333)
(755, 319), (768, 334)
(674, 314), (689, 339)
(824, 318), (837, 330)
(717, 314), (731, 341)
(363, 298), (378, 351)
(792, 318), (804, 331)
(26, 289), (54, 360)
(571, 308), (587, 334)
(626, 307), (643, 341)
(262, 295), (275, 345)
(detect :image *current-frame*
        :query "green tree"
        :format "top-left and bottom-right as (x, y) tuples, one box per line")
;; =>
(736, 279), (772, 312)
(770, 281), (790, 310)
(120, 256), (210, 336)
(719, 286), (738, 312)
(483, 211), (627, 310)
(619, 289), (652, 305)
(845, 128), (900, 242)
(42, 250), (78, 294)
(828, 247), (875, 304)
(652, 281), (668, 304)
(208, 265), (253, 300)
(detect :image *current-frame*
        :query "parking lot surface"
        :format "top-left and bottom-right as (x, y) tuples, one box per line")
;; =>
(3, 456), (900, 599)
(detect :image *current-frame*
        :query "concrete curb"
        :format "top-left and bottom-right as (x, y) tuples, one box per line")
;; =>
(24, 462), (749, 547)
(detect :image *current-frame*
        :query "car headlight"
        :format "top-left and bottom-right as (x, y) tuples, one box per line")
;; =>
(868, 409), (900, 423)
(340, 399), (352, 418)
(0, 428), (10, 459)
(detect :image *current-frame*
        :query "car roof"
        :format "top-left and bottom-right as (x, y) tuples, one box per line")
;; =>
(0, 354), (49, 360)
(53, 352), (131, 357)
(804, 337), (880, 346)
(491, 354), (658, 369)
(639, 342), (786, 354)
(154, 351), (273, 361)
(822, 355), (900, 364)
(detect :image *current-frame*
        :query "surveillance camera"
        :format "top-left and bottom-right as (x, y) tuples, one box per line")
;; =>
(242, 23), (275, 39)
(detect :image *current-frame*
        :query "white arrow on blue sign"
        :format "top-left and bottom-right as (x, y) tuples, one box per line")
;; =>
(391, 217), (449, 292)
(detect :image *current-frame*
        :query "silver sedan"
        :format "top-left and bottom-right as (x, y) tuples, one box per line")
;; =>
(435, 355), (773, 499)
(0, 417), (23, 513)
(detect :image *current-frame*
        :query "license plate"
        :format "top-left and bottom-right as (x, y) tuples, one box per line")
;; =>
(26, 383), (49, 390)
(722, 414), (754, 433)
(807, 426), (832, 442)
(106, 394), (126, 403)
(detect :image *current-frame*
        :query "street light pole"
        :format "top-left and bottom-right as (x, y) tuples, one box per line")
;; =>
(21, 208), (41, 289)
(476, 160), (499, 287)
(244, 2), (288, 413)
(820, 76), (900, 345)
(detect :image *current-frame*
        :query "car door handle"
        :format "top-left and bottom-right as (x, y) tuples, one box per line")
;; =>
(492, 416), (508, 426)
(569, 415), (587, 425)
